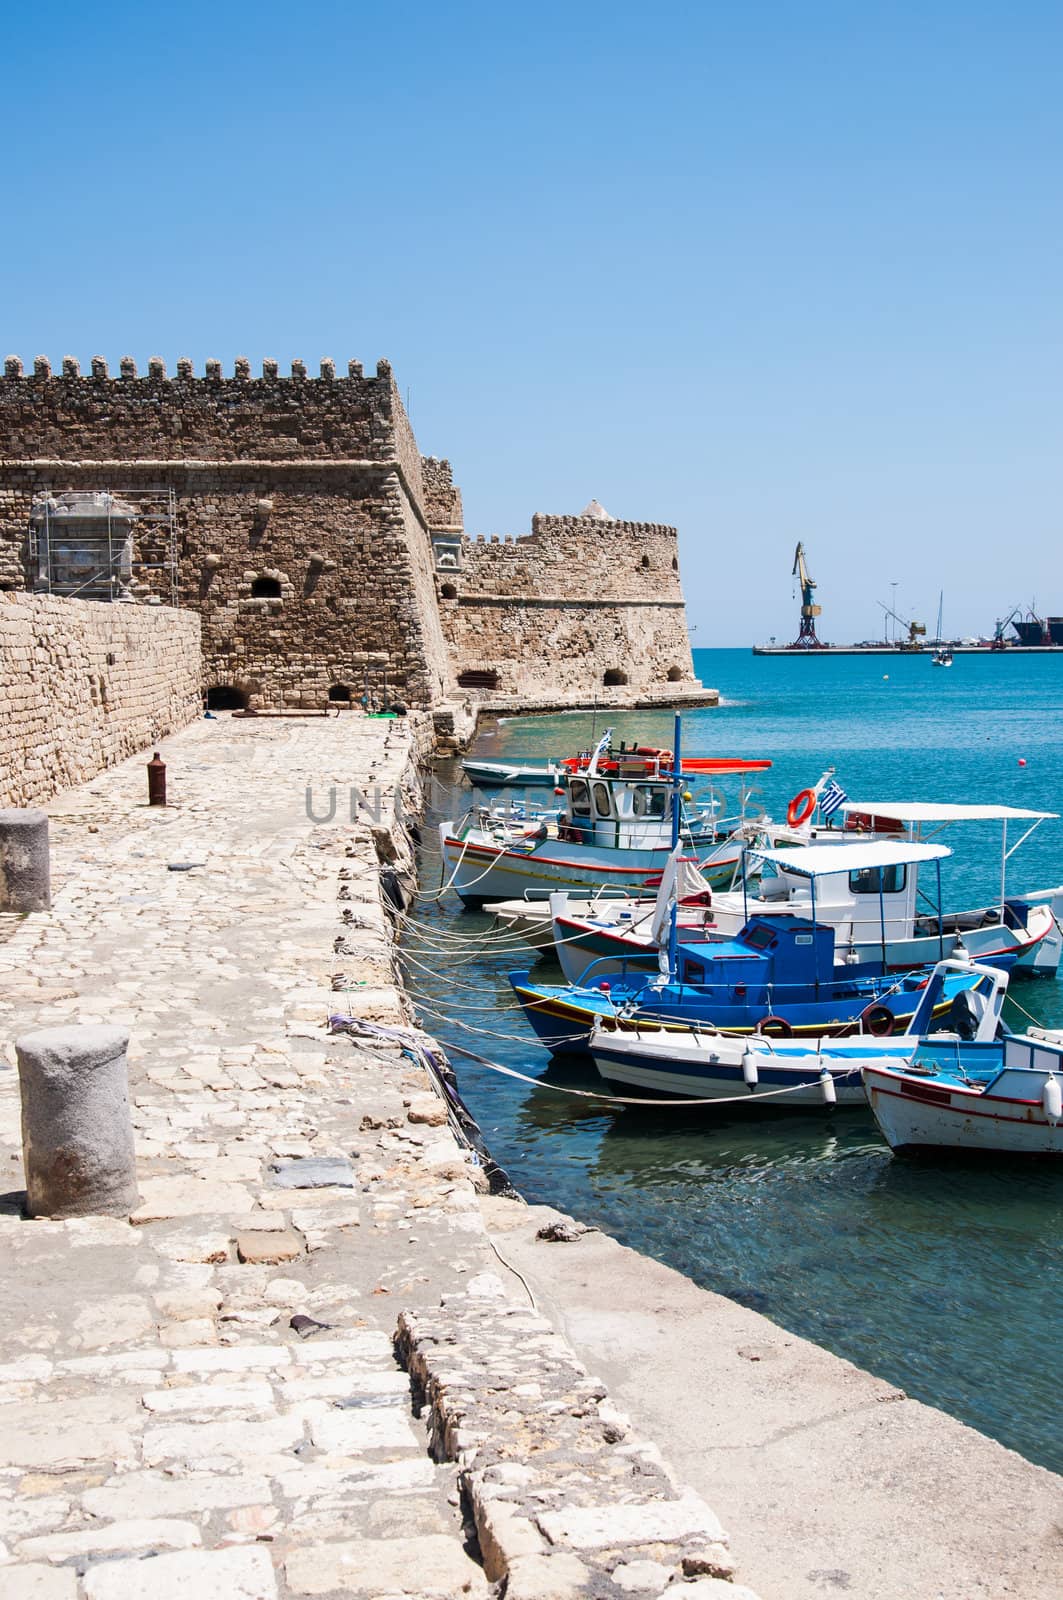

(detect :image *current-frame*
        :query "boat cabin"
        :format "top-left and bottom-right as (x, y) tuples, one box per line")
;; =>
(750, 839), (953, 946)
(562, 773), (681, 850)
(675, 917), (837, 995)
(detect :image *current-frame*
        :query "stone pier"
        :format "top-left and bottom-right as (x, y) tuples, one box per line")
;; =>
(0, 713), (758, 1599)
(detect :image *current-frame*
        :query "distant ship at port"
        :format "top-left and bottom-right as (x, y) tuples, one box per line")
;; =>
(752, 552), (1063, 655)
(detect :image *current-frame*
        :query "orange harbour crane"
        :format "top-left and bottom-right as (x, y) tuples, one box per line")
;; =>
(790, 542), (826, 648)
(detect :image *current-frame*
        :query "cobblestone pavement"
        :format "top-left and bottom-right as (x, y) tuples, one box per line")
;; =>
(0, 713), (757, 1600)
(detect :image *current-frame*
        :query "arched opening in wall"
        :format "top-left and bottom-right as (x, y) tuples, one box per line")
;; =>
(457, 669), (500, 691)
(603, 668), (629, 687)
(672, 556), (678, 571)
(440, 582), (457, 600)
(328, 684), (352, 704)
(206, 684), (250, 711)
(640, 555), (650, 569)
(251, 576), (282, 598)
(666, 666), (684, 682)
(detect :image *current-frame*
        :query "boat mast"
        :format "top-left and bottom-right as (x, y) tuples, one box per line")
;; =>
(668, 713), (682, 983)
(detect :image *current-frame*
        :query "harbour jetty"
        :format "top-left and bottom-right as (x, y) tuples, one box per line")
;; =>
(0, 712), (1057, 1599)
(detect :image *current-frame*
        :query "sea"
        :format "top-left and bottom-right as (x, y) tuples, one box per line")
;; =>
(404, 647), (1063, 1474)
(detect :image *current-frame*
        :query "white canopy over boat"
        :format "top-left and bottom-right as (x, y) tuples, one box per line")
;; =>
(751, 840), (952, 878)
(840, 803), (1057, 824)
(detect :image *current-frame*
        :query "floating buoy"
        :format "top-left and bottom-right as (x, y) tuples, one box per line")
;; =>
(741, 1046), (758, 1088)
(883, 674), (889, 681)
(819, 1067), (837, 1105)
(1043, 1074), (1062, 1124)
(1018, 758), (1027, 767)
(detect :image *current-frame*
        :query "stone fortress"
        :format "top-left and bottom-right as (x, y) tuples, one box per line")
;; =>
(0, 354), (711, 717)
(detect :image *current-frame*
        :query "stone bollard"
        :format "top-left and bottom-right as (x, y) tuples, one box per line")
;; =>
(15, 1025), (140, 1218)
(0, 809), (50, 911)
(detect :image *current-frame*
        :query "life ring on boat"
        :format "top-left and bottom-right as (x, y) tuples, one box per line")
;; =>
(757, 1015), (793, 1038)
(787, 788), (817, 828)
(860, 1004), (894, 1037)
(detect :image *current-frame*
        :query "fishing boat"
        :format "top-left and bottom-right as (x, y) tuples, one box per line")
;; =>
(863, 963), (1063, 1155)
(836, 802), (1062, 975)
(461, 758), (562, 789)
(439, 729), (780, 907)
(931, 648), (954, 667)
(544, 837), (1056, 983)
(461, 735), (772, 792)
(586, 957), (997, 1107)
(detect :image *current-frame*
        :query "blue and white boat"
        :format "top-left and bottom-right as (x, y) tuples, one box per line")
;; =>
(863, 962), (1063, 1155)
(584, 956), (998, 1107)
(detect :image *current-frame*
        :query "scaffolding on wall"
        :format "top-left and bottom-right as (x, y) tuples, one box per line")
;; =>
(28, 488), (180, 606)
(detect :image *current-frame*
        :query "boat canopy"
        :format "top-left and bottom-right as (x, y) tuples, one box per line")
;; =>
(840, 802), (1057, 823)
(751, 840), (951, 879)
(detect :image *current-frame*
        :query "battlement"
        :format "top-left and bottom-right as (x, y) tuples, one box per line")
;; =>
(2, 355), (389, 383)
(529, 512), (678, 541)
(0, 355), (417, 469)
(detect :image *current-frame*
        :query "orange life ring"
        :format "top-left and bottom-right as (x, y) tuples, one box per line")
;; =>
(861, 1004), (894, 1037)
(787, 788), (817, 827)
(757, 1015), (793, 1038)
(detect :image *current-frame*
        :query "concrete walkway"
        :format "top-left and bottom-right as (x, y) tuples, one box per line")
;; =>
(0, 714), (758, 1600)
(481, 1199), (1063, 1600)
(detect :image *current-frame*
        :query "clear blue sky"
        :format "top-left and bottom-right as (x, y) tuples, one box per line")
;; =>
(3, 2), (1060, 644)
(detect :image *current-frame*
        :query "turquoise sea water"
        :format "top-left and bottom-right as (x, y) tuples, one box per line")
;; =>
(406, 648), (1063, 1473)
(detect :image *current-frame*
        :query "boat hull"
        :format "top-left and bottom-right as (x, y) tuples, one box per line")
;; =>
(441, 831), (744, 907)
(864, 1066), (1063, 1156)
(509, 971), (972, 1054)
(590, 1030), (912, 1105)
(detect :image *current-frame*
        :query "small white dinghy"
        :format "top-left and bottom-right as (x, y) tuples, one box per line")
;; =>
(863, 962), (1063, 1156)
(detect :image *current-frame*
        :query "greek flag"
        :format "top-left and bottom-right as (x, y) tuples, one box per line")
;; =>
(820, 778), (848, 819)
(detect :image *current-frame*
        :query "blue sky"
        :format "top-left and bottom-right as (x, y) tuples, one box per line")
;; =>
(3, 2), (1060, 644)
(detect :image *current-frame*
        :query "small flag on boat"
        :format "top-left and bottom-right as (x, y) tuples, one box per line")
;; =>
(820, 778), (848, 819)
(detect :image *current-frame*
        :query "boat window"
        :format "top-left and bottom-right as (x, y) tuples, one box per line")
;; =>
(569, 779), (591, 817)
(634, 785), (667, 819)
(682, 960), (704, 983)
(742, 923), (776, 951)
(593, 782), (613, 818)
(849, 864), (907, 895)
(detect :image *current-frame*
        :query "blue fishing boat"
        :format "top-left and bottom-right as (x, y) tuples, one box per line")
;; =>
(509, 911), (979, 1053)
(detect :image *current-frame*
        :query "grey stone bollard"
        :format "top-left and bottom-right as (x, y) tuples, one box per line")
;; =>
(0, 808), (50, 912)
(15, 1025), (140, 1218)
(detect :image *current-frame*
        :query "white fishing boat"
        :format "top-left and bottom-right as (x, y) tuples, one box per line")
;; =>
(440, 730), (783, 907)
(585, 955), (994, 1107)
(545, 833), (1056, 983)
(863, 964), (1063, 1156)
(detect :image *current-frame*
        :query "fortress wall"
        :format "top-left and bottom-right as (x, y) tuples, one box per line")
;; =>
(421, 456), (465, 531)
(438, 513), (699, 697)
(0, 357), (450, 709)
(0, 592), (201, 808)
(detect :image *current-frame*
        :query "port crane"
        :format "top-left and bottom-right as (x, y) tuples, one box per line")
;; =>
(878, 601), (926, 651)
(991, 606), (1024, 649)
(790, 542), (825, 648)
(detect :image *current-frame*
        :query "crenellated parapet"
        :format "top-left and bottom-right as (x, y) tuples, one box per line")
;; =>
(0, 357), (404, 466)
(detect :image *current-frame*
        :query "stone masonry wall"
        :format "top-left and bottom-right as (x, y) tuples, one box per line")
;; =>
(438, 512), (699, 697)
(421, 456), (464, 532)
(0, 356), (452, 709)
(0, 592), (202, 807)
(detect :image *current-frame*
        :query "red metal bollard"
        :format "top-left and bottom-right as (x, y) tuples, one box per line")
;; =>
(147, 751), (167, 807)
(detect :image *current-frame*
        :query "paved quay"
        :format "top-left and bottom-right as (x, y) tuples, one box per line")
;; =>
(0, 712), (761, 1600)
